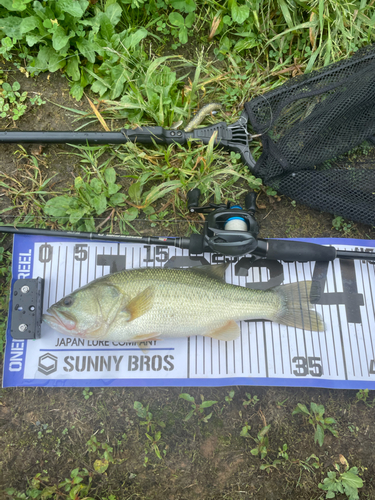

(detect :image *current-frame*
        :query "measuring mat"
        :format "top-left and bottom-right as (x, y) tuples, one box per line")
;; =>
(3, 235), (375, 389)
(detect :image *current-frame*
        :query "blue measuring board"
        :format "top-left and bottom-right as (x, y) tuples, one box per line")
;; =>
(3, 234), (375, 389)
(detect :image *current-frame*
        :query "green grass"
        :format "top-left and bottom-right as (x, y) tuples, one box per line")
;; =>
(0, 6), (374, 495)
(0, 0), (373, 102)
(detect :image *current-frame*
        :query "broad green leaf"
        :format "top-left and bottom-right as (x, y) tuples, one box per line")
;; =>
(99, 13), (114, 40)
(0, 16), (23, 39)
(66, 55), (80, 81)
(231, 1), (249, 24)
(70, 468), (80, 478)
(179, 26), (188, 44)
(69, 81), (84, 101)
(75, 176), (84, 190)
(90, 177), (103, 195)
(168, 12), (184, 28)
(315, 424), (325, 447)
(69, 207), (89, 225)
(104, 167), (116, 186)
(1, 36), (13, 48)
(200, 400), (217, 408)
(26, 34), (43, 47)
(109, 193), (126, 205)
(76, 39), (97, 63)
(109, 65), (131, 100)
(341, 470), (364, 489)
(91, 79), (111, 96)
(185, 12), (195, 28)
(0, 0), (31, 11)
(128, 182), (143, 204)
(92, 193), (107, 215)
(44, 195), (74, 217)
(259, 425), (271, 437)
(170, 0), (196, 13)
(240, 426), (250, 437)
(52, 25), (73, 51)
(107, 183), (121, 196)
(84, 217), (96, 232)
(121, 207), (138, 221)
(179, 393), (195, 403)
(311, 403), (325, 417)
(20, 15), (43, 34)
(124, 27), (148, 49)
(60, 0), (89, 18)
(324, 417), (336, 425)
(292, 403), (310, 416)
(105, 2), (122, 26)
(250, 448), (259, 455)
(93, 459), (109, 473)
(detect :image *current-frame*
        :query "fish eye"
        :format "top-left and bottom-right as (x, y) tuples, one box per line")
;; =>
(63, 296), (73, 307)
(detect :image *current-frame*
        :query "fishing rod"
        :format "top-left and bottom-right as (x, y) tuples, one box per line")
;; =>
(1, 190), (374, 263)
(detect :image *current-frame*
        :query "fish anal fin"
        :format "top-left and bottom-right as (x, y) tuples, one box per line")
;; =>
(133, 332), (161, 342)
(126, 286), (154, 321)
(134, 333), (161, 354)
(206, 319), (240, 341)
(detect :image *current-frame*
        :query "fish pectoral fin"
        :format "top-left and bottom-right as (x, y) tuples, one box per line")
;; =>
(125, 286), (155, 321)
(206, 320), (240, 341)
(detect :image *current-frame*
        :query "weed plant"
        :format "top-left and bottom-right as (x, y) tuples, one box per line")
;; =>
(293, 402), (338, 447)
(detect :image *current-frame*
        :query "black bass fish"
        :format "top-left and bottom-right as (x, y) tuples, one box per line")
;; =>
(43, 264), (324, 342)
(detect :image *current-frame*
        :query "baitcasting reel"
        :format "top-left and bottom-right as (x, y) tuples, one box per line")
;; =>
(186, 189), (260, 257)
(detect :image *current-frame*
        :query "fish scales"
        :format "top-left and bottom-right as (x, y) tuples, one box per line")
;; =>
(105, 267), (281, 339)
(43, 264), (324, 342)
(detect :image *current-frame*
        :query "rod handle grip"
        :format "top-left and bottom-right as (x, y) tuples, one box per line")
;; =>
(265, 240), (337, 262)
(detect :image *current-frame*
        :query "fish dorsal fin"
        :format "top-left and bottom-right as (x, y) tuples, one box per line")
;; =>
(126, 286), (155, 321)
(206, 319), (240, 341)
(190, 263), (229, 282)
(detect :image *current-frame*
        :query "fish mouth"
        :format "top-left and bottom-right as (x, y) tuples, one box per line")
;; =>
(43, 308), (77, 333)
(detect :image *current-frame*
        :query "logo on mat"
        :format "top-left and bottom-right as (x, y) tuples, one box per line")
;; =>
(38, 353), (58, 375)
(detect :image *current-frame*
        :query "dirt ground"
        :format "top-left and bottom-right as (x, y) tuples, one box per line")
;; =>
(1, 65), (375, 500)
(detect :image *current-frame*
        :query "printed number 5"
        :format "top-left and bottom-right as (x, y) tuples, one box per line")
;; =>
(292, 356), (323, 377)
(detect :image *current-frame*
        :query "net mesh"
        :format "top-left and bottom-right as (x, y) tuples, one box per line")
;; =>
(245, 43), (375, 225)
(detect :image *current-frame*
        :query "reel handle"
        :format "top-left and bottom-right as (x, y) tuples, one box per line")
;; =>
(245, 192), (257, 212)
(187, 189), (201, 210)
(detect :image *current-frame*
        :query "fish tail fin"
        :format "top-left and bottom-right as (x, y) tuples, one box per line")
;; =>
(274, 281), (325, 332)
